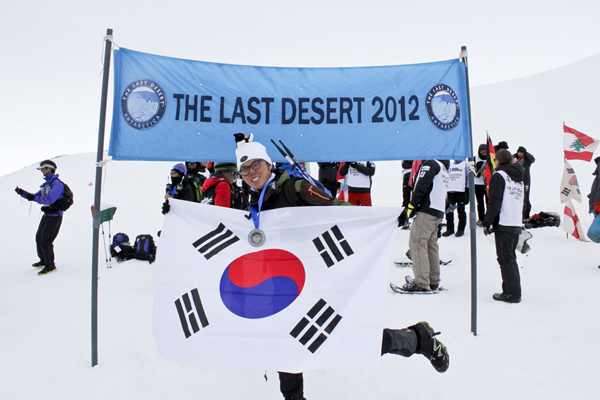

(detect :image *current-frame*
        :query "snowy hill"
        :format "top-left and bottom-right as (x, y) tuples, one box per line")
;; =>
(2, 54), (600, 399)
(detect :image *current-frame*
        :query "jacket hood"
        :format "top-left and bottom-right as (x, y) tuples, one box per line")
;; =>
(201, 176), (228, 191)
(496, 163), (525, 182)
(478, 144), (487, 158)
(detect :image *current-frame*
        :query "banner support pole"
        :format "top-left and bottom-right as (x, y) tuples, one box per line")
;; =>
(460, 45), (478, 336)
(92, 28), (113, 366)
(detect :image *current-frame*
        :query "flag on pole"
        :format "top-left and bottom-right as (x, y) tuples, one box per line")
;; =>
(483, 133), (496, 194)
(559, 159), (582, 203)
(563, 125), (599, 162)
(563, 200), (587, 241)
(153, 200), (400, 372)
(91, 202), (117, 224)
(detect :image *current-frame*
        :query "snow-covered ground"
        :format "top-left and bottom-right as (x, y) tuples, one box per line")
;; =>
(2, 54), (600, 399)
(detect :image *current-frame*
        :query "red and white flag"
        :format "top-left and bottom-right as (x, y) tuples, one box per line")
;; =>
(559, 159), (582, 204)
(563, 125), (599, 162)
(563, 200), (587, 241)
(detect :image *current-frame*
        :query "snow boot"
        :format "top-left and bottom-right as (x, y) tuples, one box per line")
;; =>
(38, 265), (57, 276)
(441, 230), (454, 237)
(401, 280), (429, 293)
(409, 321), (449, 373)
(32, 261), (44, 268)
(455, 229), (465, 237)
(492, 293), (521, 303)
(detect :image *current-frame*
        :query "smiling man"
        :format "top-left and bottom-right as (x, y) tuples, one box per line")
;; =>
(234, 139), (449, 400)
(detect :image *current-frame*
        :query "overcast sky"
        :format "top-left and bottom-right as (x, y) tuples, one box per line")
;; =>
(1, 0), (599, 175)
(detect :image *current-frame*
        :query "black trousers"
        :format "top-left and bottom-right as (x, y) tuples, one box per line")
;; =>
(494, 228), (521, 298)
(522, 184), (532, 220)
(475, 184), (487, 221)
(36, 215), (62, 268)
(278, 328), (416, 399)
(445, 191), (467, 232)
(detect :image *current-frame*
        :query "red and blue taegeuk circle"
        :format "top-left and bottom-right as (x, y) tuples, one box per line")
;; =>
(219, 249), (305, 319)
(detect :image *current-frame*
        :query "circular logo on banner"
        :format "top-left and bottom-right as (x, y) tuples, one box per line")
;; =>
(219, 249), (305, 319)
(121, 79), (166, 130)
(425, 84), (460, 131)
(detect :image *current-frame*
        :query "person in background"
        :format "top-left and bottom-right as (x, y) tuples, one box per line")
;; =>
(15, 160), (65, 276)
(317, 162), (340, 198)
(474, 144), (488, 226)
(513, 146), (535, 221)
(200, 162), (243, 209)
(235, 140), (449, 400)
(162, 163), (195, 214)
(338, 161), (376, 206)
(398, 160), (449, 292)
(441, 160), (468, 237)
(483, 149), (525, 303)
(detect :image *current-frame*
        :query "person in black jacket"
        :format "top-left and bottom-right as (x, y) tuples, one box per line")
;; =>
(483, 149), (525, 303)
(514, 146), (535, 220)
(316, 162), (340, 197)
(399, 160), (450, 292)
(235, 140), (449, 400)
(162, 163), (196, 214)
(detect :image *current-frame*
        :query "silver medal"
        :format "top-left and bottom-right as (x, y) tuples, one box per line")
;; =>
(248, 228), (266, 247)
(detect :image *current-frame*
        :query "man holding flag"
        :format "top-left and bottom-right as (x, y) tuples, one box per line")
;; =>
(234, 138), (449, 400)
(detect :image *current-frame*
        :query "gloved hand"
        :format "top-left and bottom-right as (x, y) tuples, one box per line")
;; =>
(26, 193), (35, 201)
(483, 226), (494, 236)
(162, 199), (170, 215)
(397, 209), (408, 227)
(406, 203), (416, 218)
(15, 187), (25, 195)
(595, 202), (600, 214)
(349, 162), (358, 168)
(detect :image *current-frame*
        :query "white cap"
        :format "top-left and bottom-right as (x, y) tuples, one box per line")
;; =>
(235, 141), (272, 170)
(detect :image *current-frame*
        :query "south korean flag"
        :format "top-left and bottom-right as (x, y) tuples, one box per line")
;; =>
(153, 200), (400, 372)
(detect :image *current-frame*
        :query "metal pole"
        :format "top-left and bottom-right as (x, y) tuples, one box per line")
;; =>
(92, 29), (113, 366)
(460, 46), (477, 336)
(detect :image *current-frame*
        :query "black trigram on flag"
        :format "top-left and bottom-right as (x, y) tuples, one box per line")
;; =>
(175, 288), (209, 339)
(313, 225), (354, 267)
(290, 299), (342, 353)
(193, 223), (240, 260)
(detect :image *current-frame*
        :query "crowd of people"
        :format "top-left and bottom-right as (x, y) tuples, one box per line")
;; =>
(15, 135), (545, 400)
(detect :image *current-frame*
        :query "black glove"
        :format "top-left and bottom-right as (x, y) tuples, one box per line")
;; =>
(397, 209), (408, 227)
(26, 193), (35, 201)
(162, 199), (170, 215)
(483, 226), (494, 236)
(349, 162), (358, 168)
(15, 187), (25, 195)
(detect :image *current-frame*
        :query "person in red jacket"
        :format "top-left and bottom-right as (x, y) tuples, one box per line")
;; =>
(200, 162), (241, 208)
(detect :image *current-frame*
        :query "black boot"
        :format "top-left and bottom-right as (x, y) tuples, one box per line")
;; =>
(409, 321), (449, 373)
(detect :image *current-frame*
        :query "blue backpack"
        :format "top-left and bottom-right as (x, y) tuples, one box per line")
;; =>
(110, 232), (136, 261)
(134, 234), (156, 263)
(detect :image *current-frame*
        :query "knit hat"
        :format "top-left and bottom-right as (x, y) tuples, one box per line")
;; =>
(517, 146), (527, 154)
(235, 141), (272, 170)
(213, 162), (238, 174)
(37, 160), (57, 170)
(497, 141), (509, 150)
(171, 163), (187, 176)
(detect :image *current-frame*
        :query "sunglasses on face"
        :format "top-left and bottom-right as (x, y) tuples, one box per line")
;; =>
(239, 159), (264, 176)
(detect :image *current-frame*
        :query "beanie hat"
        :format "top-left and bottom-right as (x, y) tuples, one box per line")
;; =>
(517, 146), (527, 154)
(171, 163), (187, 176)
(235, 141), (272, 170)
(37, 160), (57, 170)
(497, 141), (509, 150)
(214, 162), (238, 174)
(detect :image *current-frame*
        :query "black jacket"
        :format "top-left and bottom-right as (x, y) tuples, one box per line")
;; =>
(410, 160), (450, 218)
(250, 169), (350, 211)
(483, 163), (525, 233)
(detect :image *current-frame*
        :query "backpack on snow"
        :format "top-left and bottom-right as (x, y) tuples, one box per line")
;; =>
(110, 232), (136, 261)
(134, 234), (156, 263)
(524, 211), (560, 229)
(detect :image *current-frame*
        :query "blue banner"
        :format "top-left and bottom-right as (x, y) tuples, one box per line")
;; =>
(109, 48), (472, 163)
